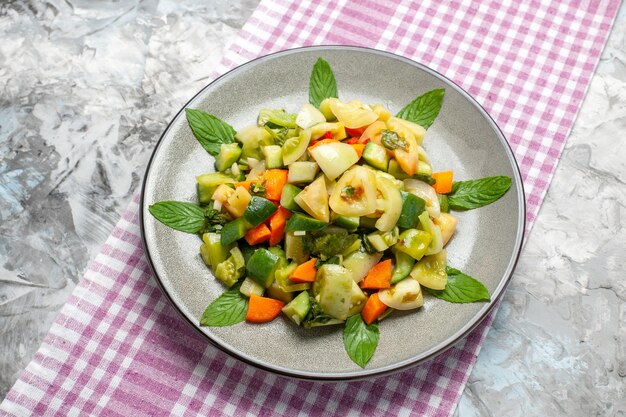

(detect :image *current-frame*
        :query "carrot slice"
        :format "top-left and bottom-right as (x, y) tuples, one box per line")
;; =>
(360, 259), (392, 289)
(246, 295), (285, 323)
(289, 258), (317, 283)
(268, 206), (292, 246)
(244, 223), (271, 245)
(361, 293), (388, 324)
(351, 144), (365, 159)
(432, 171), (454, 194)
(262, 169), (288, 201)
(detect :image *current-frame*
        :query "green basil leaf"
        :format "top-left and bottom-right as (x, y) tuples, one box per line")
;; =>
(309, 57), (338, 108)
(185, 108), (236, 156)
(425, 267), (491, 303)
(148, 201), (206, 233)
(200, 281), (248, 326)
(343, 314), (379, 368)
(396, 88), (445, 129)
(447, 176), (512, 210)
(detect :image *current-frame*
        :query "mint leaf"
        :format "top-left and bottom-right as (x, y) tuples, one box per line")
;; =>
(447, 176), (512, 210)
(343, 314), (379, 368)
(148, 201), (206, 233)
(396, 88), (445, 129)
(200, 281), (248, 326)
(425, 267), (491, 303)
(185, 108), (236, 156)
(309, 57), (338, 108)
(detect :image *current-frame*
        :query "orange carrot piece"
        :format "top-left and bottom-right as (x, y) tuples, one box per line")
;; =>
(351, 144), (365, 158)
(268, 206), (292, 246)
(262, 169), (288, 201)
(361, 293), (388, 324)
(360, 259), (392, 289)
(234, 180), (260, 191)
(289, 258), (318, 283)
(432, 171), (454, 194)
(244, 223), (271, 245)
(245, 295), (285, 323)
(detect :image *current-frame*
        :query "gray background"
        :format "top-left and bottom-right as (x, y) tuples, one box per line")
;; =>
(0, 1), (624, 415)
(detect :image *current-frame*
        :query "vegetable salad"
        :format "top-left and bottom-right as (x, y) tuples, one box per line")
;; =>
(149, 58), (512, 367)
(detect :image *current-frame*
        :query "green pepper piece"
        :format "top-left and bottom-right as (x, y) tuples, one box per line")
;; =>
(397, 191), (426, 229)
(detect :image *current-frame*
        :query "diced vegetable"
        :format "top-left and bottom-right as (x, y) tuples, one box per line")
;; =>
(404, 178), (441, 219)
(197, 173), (235, 204)
(302, 229), (358, 260)
(221, 218), (249, 246)
(240, 277), (265, 297)
(244, 223), (271, 245)
(294, 175), (330, 222)
(386, 117), (425, 145)
(378, 278), (424, 310)
(215, 257), (243, 287)
(262, 145), (283, 169)
(284, 231), (309, 264)
(310, 122), (347, 140)
(243, 196), (277, 226)
(343, 250), (384, 283)
(434, 212), (458, 246)
(200, 232), (232, 268)
(262, 169), (288, 201)
(296, 103), (326, 129)
(410, 249), (447, 290)
(371, 104), (391, 122)
(432, 171), (453, 194)
(215, 143), (242, 172)
(329, 166), (377, 216)
(314, 264), (355, 320)
(282, 129), (311, 165)
(359, 120), (386, 144)
(266, 282), (295, 303)
(351, 144), (365, 158)
(394, 228), (431, 260)
(361, 293), (388, 325)
(318, 98), (336, 121)
(438, 194), (450, 213)
(279, 184), (302, 211)
(360, 259), (392, 289)
(245, 295), (285, 323)
(275, 261), (311, 292)
(309, 141), (359, 180)
(236, 125), (272, 160)
(362, 141), (389, 171)
(282, 291), (311, 325)
(268, 206), (292, 246)
(367, 228), (399, 252)
(418, 211), (443, 256)
(397, 191), (426, 229)
(246, 248), (280, 288)
(332, 215), (360, 232)
(225, 186), (252, 218)
(287, 161), (319, 184)
(289, 258), (317, 283)
(390, 248), (415, 284)
(285, 213), (327, 234)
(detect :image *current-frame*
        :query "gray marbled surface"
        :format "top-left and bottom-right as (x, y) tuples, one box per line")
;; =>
(1, 1), (625, 415)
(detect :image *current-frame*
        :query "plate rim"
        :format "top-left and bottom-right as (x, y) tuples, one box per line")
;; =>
(140, 45), (526, 381)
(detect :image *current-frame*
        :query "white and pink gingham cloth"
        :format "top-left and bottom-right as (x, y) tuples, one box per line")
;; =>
(1, 1), (619, 416)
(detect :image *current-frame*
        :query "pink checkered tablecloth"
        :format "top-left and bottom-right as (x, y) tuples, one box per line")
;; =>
(0, 1), (619, 416)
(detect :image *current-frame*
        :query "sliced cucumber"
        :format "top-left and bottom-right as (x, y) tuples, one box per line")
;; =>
(262, 145), (283, 169)
(243, 196), (277, 227)
(387, 158), (409, 180)
(285, 213), (327, 232)
(220, 218), (248, 246)
(332, 215), (360, 232)
(266, 282), (295, 303)
(279, 184), (302, 212)
(246, 248), (280, 288)
(284, 232), (308, 264)
(397, 191), (426, 229)
(199, 232), (233, 268)
(282, 291), (311, 325)
(362, 141), (389, 171)
(240, 277), (265, 297)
